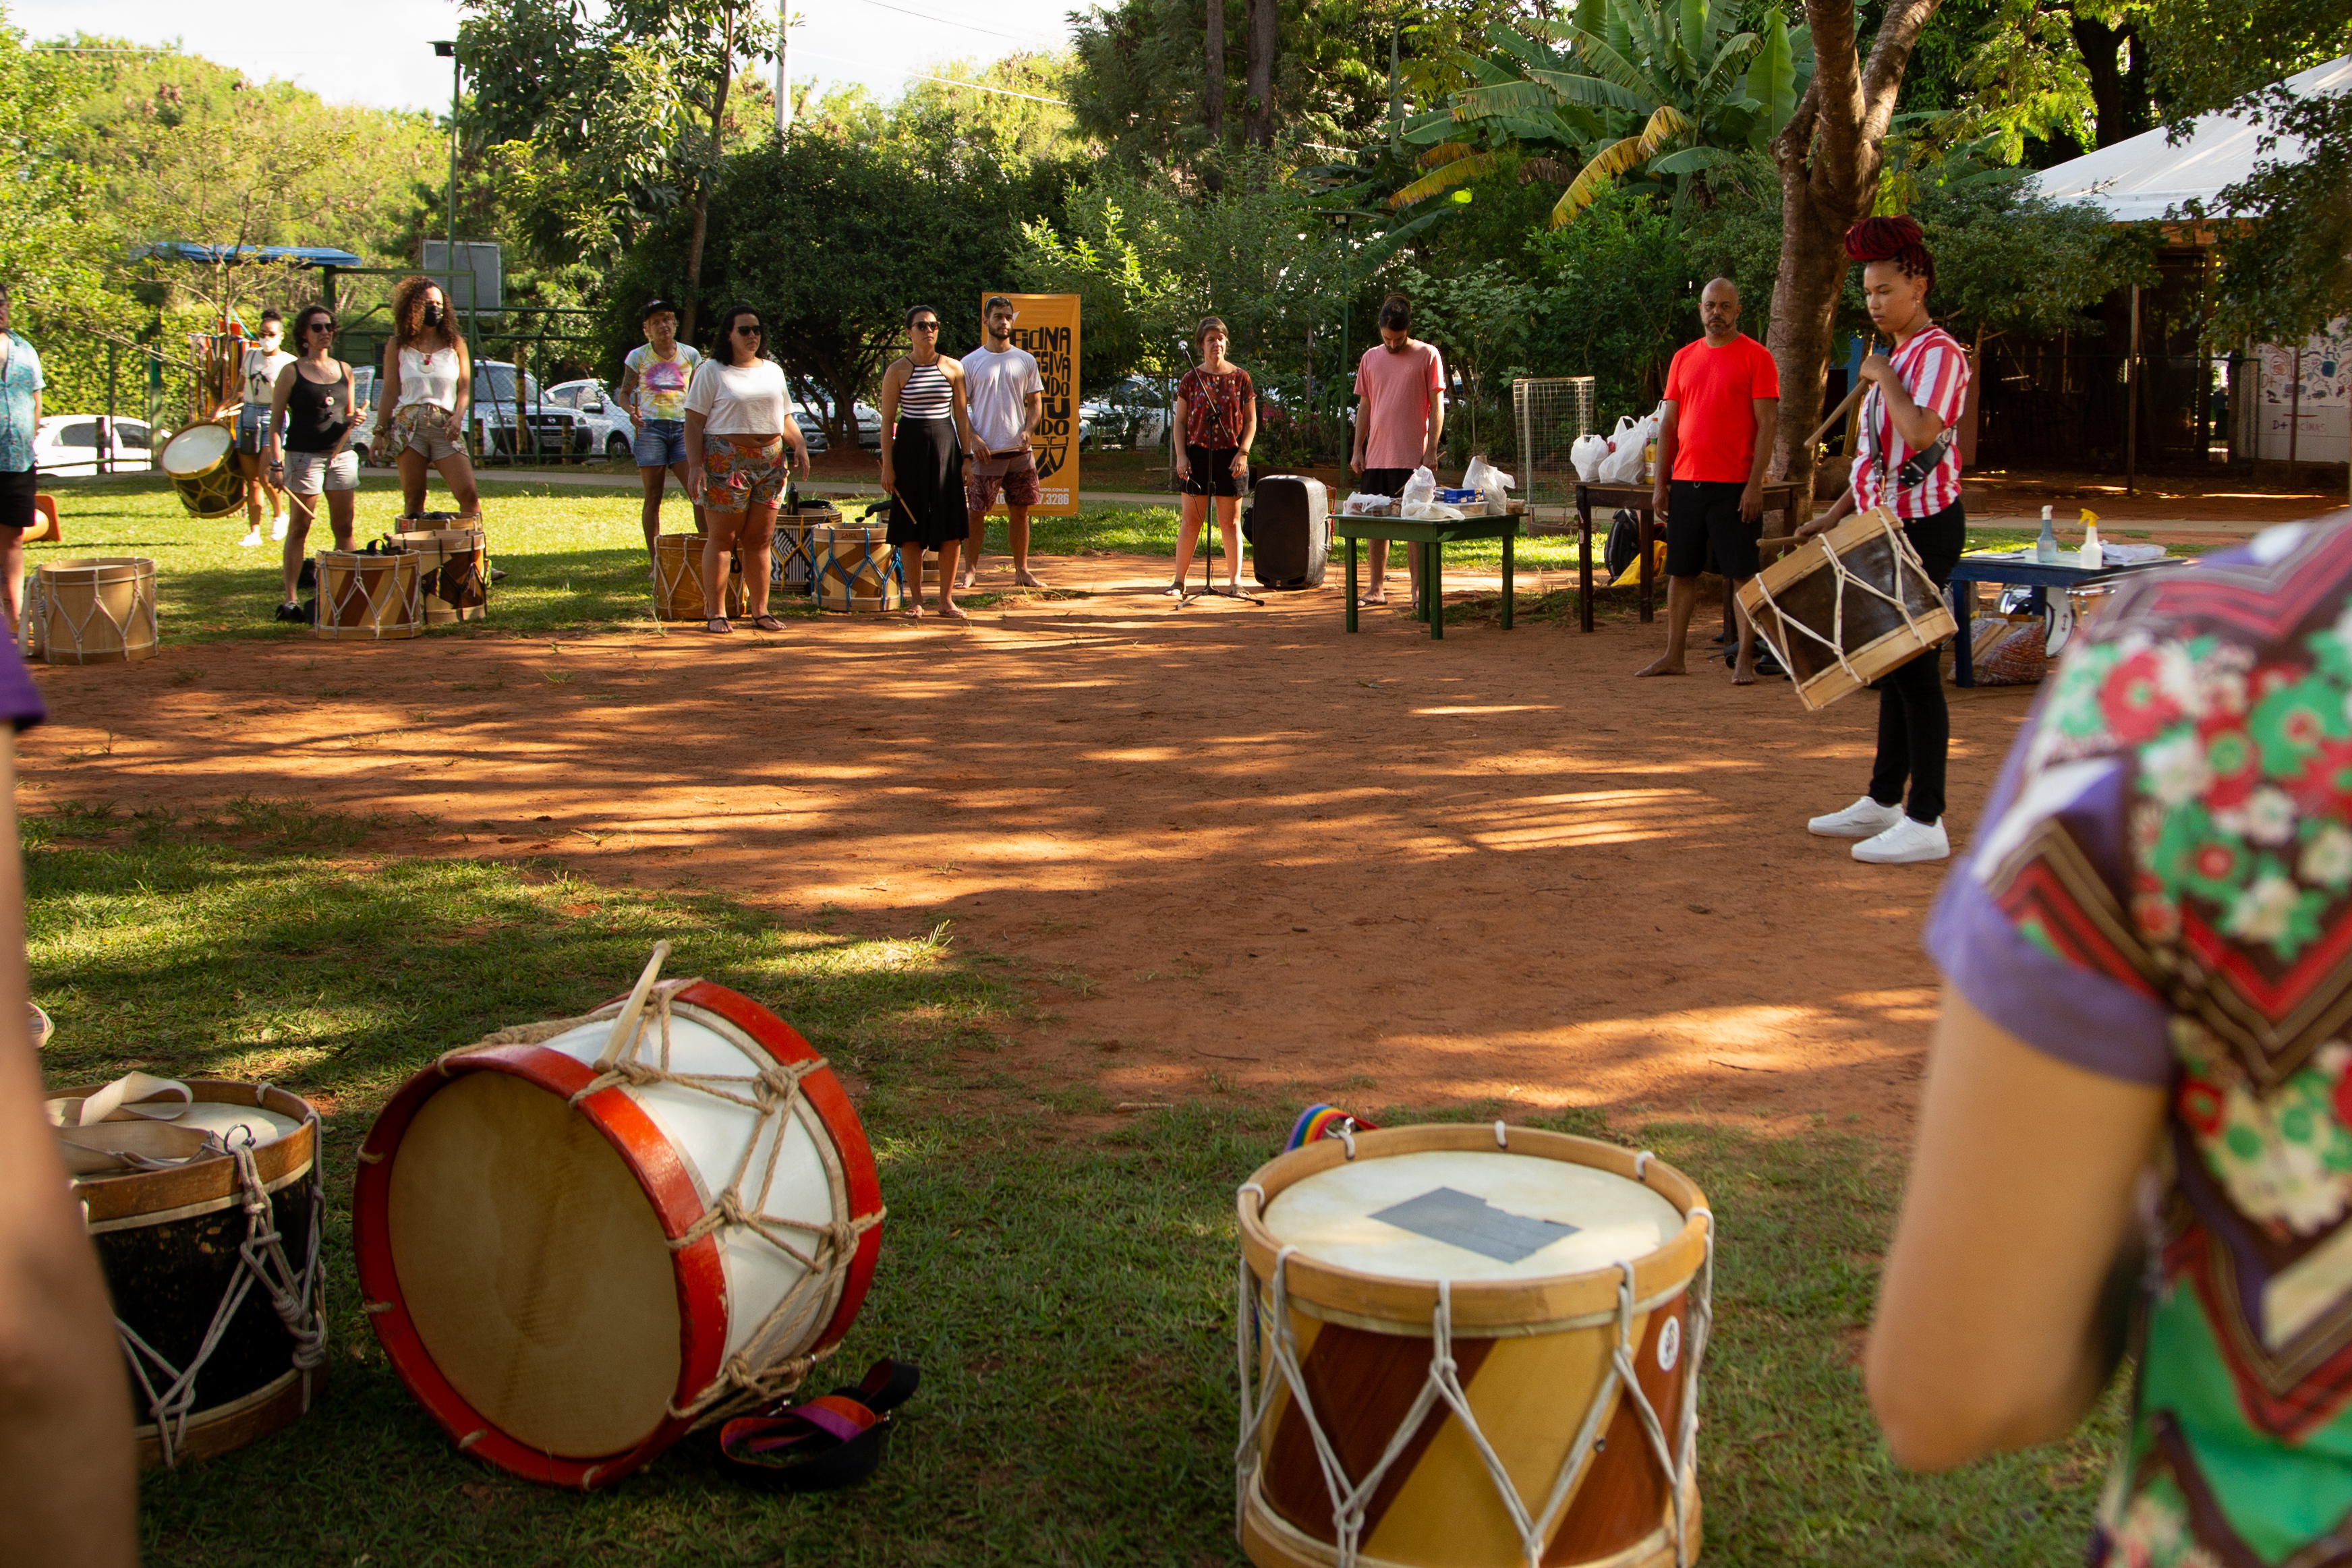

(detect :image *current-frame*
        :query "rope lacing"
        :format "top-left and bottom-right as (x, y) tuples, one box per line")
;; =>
(1234, 1184), (1714, 1568)
(1749, 509), (1935, 688)
(117, 1112), (328, 1468)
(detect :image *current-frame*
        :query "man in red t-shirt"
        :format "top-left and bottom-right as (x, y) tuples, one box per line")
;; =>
(1635, 279), (1780, 684)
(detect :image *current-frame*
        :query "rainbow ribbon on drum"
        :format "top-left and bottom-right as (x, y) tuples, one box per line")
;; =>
(1285, 1104), (1380, 1151)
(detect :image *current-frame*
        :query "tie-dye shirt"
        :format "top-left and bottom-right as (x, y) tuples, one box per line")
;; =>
(626, 343), (703, 424)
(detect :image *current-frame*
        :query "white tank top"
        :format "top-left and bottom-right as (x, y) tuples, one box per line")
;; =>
(396, 345), (460, 411)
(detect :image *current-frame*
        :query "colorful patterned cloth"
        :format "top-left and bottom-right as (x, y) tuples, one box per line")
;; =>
(1178, 366), (1255, 451)
(701, 432), (787, 511)
(625, 343), (701, 424)
(1928, 518), (2352, 1566)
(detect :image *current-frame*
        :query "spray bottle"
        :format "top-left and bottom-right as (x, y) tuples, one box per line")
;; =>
(2036, 504), (2059, 564)
(2079, 508), (2104, 570)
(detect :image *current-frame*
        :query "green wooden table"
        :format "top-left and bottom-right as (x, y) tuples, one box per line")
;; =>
(1332, 515), (1522, 641)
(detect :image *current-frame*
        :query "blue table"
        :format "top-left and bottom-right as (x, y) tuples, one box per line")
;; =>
(1946, 550), (2186, 687)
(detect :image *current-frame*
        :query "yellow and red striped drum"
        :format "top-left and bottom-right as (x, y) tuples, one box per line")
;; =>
(1236, 1125), (1713, 1568)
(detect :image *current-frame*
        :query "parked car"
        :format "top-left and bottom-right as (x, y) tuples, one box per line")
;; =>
(544, 378), (639, 465)
(32, 414), (159, 475)
(790, 407), (831, 455)
(349, 362), (592, 460)
(1080, 376), (1170, 451)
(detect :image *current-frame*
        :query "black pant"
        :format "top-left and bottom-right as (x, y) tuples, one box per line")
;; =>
(1866, 502), (1965, 824)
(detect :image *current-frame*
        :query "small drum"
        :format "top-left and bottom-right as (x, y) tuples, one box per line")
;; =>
(51, 1074), (328, 1468)
(315, 550), (423, 641)
(26, 557), (159, 665)
(1736, 506), (1958, 711)
(354, 946), (884, 1489)
(386, 528), (488, 624)
(159, 423), (242, 519)
(811, 522), (904, 613)
(652, 532), (745, 621)
(1236, 1124), (1712, 1568)
(772, 501), (836, 596)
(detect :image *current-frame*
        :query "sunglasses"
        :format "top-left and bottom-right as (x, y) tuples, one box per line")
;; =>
(910, 321), (940, 331)
(306, 321), (336, 335)
(734, 323), (764, 336)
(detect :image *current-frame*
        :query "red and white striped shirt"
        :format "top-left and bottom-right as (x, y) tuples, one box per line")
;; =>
(1850, 323), (1969, 519)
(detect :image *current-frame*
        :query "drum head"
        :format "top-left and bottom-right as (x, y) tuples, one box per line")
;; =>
(1261, 1149), (1685, 1283)
(161, 423), (232, 474)
(386, 1071), (681, 1457)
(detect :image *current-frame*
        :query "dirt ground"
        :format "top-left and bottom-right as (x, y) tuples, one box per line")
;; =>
(18, 553), (2048, 1140)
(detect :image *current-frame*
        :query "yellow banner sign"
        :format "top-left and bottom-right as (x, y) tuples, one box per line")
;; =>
(975, 292), (1079, 517)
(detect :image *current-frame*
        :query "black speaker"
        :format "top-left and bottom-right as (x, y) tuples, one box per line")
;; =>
(1244, 475), (1330, 589)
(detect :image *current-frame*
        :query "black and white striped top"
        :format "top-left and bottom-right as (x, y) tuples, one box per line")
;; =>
(900, 361), (952, 419)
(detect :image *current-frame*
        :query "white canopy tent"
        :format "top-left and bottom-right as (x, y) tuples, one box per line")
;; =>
(2030, 57), (2352, 477)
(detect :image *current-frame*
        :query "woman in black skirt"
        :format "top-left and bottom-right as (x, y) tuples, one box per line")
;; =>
(878, 305), (971, 620)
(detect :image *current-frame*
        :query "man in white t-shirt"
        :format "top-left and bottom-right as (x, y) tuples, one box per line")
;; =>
(958, 295), (1048, 589)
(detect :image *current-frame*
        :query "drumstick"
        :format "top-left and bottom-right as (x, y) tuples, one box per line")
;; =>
(1804, 381), (1867, 453)
(596, 940), (673, 1070)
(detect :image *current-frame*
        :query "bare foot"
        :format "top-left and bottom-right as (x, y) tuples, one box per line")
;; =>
(1015, 570), (1050, 589)
(955, 572), (976, 591)
(1162, 583), (1183, 598)
(1732, 658), (1757, 686)
(902, 601), (925, 620)
(1634, 654), (1688, 676)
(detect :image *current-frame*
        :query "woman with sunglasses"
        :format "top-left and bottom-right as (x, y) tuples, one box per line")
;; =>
(373, 277), (481, 522)
(684, 306), (809, 633)
(264, 305), (364, 622)
(877, 305), (970, 620)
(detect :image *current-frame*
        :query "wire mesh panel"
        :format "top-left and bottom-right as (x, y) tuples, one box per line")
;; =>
(1514, 377), (1597, 513)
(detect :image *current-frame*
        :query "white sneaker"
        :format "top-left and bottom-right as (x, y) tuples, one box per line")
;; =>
(270, 518), (289, 542)
(1807, 796), (1903, 838)
(237, 531), (262, 548)
(1853, 816), (1950, 865)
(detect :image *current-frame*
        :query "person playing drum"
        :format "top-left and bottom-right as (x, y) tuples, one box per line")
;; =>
(1794, 215), (1971, 865)
(229, 310), (293, 549)
(1872, 504), (2352, 1567)
(265, 305), (364, 622)
(372, 278), (482, 523)
(684, 306), (810, 634)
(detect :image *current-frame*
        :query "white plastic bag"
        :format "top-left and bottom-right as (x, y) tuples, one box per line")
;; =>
(1462, 455), (1515, 499)
(1569, 432), (1609, 482)
(1401, 500), (1466, 521)
(1342, 492), (1396, 517)
(1597, 411), (1655, 485)
(1400, 465), (1438, 507)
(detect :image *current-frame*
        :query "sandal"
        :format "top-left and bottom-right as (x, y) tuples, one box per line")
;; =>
(750, 614), (786, 631)
(706, 617), (733, 634)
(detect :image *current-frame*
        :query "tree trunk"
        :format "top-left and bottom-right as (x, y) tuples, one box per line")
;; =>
(1242, 0), (1275, 150)
(2070, 14), (2152, 147)
(1764, 0), (1943, 493)
(1205, 0), (1226, 142)
(683, 0), (739, 345)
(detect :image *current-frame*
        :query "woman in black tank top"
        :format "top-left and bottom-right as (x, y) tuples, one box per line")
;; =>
(265, 305), (363, 620)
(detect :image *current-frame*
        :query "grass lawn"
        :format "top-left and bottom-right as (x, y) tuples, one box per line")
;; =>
(26, 798), (2125, 1567)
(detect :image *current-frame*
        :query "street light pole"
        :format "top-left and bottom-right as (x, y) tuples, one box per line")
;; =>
(432, 40), (459, 279)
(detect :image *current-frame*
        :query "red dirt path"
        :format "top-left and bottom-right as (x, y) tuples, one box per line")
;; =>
(19, 554), (2036, 1139)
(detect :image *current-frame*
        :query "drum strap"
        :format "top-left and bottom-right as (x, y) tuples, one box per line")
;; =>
(116, 1130), (328, 1467)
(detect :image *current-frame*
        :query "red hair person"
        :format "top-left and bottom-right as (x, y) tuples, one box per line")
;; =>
(1791, 212), (1972, 866)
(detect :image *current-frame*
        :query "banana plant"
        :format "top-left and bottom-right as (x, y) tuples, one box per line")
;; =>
(1389, 0), (1811, 227)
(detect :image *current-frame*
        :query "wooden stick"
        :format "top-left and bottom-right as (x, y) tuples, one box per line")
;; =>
(1804, 380), (1868, 452)
(596, 941), (672, 1070)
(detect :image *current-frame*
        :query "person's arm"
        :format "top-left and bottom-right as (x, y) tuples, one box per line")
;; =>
(876, 361), (905, 494)
(0, 729), (138, 1566)
(1740, 399), (1778, 523)
(1233, 378), (1257, 476)
(782, 379), (811, 478)
(616, 353), (641, 414)
(1867, 984), (2163, 1471)
(1423, 376), (1445, 469)
(1349, 382), (1369, 476)
(683, 364), (710, 497)
(1859, 352), (1944, 451)
(1171, 385), (1193, 481)
(1019, 386), (1043, 448)
(448, 339), (472, 438)
(266, 361), (297, 473)
(944, 360), (977, 459)
(1651, 401), (1679, 516)
(375, 341), (401, 458)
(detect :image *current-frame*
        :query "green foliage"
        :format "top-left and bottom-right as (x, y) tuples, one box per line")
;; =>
(0, 17), (109, 322)
(1521, 184), (1701, 418)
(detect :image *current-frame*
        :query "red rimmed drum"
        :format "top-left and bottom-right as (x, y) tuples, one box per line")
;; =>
(353, 950), (884, 1489)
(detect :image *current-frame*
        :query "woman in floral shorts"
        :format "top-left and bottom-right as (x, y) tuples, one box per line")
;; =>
(683, 306), (809, 633)
(1872, 510), (2352, 1565)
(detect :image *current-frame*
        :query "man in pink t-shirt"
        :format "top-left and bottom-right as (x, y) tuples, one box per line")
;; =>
(1348, 293), (1445, 606)
(1635, 278), (1779, 685)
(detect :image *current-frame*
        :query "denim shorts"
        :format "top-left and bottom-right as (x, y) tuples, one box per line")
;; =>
(235, 404), (273, 456)
(634, 419), (688, 468)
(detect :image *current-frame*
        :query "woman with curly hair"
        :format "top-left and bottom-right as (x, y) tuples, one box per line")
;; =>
(683, 305), (809, 633)
(372, 276), (480, 521)
(1794, 214), (1972, 867)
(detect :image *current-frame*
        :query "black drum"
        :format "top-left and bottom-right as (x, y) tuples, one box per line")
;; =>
(64, 1079), (329, 1467)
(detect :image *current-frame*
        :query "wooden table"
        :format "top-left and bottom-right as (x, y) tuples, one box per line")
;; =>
(1570, 481), (1810, 633)
(1332, 515), (1522, 641)
(1945, 550), (2185, 686)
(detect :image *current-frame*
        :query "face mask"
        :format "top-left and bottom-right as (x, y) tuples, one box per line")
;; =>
(260, 333), (281, 351)
(422, 303), (445, 328)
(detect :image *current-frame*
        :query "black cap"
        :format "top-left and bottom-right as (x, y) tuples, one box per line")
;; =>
(641, 297), (677, 322)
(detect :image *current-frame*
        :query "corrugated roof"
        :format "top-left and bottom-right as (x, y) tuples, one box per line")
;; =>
(2032, 55), (2352, 223)
(133, 243), (367, 266)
